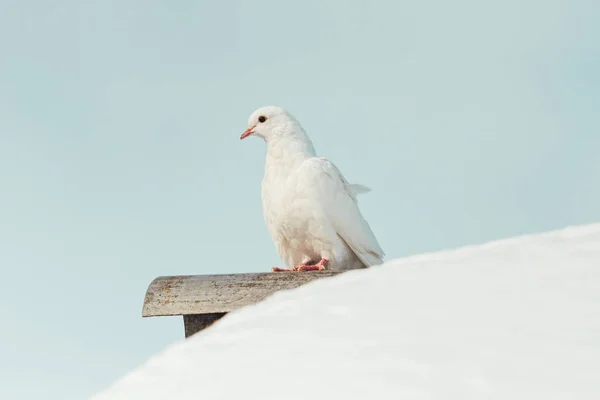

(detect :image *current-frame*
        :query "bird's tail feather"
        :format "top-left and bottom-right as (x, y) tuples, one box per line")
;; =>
(348, 184), (371, 195)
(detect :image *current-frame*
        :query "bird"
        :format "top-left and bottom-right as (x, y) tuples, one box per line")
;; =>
(240, 106), (385, 272)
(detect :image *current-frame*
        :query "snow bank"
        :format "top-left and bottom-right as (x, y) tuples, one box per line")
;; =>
(92, 224), (600, 400)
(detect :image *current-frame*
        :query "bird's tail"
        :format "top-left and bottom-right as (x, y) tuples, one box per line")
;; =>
(348, 184), (371, 195)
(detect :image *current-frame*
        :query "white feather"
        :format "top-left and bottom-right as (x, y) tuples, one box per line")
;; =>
(244, 106), (385, 271)
(298, 157), (385, 268)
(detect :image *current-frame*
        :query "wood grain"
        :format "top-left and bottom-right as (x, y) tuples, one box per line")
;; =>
(142, 271), (342, 317)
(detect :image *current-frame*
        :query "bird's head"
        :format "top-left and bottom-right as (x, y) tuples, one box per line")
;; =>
(240, 106), (302, 142)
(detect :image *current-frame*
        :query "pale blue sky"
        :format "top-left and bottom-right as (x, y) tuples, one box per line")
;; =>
(0, 1), (598, 399)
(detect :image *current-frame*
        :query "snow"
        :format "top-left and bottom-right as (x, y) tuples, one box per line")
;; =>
(92, 224), (600, 400)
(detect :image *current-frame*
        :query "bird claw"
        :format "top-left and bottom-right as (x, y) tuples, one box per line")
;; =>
(271, 258), (329, 272)
(295, 263), (326, 271)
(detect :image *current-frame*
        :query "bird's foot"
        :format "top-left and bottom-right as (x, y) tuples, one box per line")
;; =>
(294, 258), (329, 271)
(271, 258), (329, 272)
(272, 261), (314, 272)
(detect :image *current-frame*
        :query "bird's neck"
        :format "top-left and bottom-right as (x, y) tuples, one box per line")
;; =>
(265, 131), (317, 172)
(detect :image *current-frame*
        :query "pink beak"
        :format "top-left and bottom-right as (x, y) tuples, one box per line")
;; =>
(240, 126), (255, 140)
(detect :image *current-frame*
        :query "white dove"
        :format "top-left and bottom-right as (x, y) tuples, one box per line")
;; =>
(240, 106), (385, 272)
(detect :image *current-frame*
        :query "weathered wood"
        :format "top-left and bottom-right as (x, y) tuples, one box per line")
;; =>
(183, 314), (226, 337)
(142, 271), (341, 317)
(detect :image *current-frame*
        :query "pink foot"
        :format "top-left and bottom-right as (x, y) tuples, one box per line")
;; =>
(271, 258), (329, 272)
(294, 258), (329, 272)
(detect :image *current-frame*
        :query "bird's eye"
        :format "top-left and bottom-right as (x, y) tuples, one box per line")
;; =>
(258, 116), (267, 123)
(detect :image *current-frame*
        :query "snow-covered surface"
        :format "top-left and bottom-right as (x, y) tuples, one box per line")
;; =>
(92, 224), (600, 400)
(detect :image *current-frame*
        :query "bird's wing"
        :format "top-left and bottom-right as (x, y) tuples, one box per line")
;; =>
(301, 157), (385, 266)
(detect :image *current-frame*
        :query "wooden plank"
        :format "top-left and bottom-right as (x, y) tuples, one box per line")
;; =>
(183, 314), (226, 337)
(142, 271), (342, 317)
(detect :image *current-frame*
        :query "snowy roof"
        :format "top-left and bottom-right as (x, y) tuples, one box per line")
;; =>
(92, 223), (600, 400)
